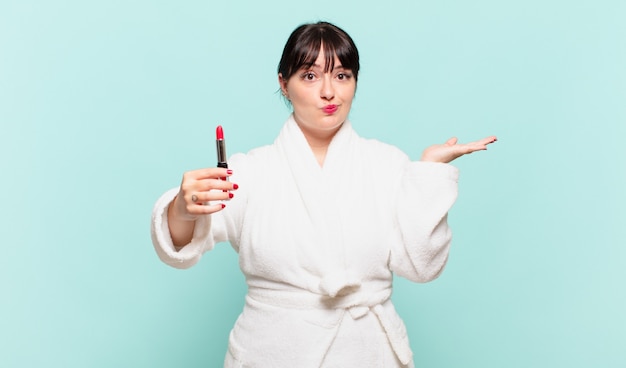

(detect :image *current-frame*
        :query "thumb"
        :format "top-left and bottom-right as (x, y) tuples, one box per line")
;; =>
(445, 137), (458, 146)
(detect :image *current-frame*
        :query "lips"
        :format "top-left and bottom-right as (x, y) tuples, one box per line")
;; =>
(323, 104), (338, 114)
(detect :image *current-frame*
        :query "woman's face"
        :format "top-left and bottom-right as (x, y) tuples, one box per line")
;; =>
(279, 48), (356, 139)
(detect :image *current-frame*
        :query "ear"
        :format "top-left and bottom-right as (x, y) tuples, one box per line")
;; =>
(278, 73), (288, 96)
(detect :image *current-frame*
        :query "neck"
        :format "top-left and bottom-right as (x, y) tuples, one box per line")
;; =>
(308, 141), (329, 167)
(298, 125), (340, 167)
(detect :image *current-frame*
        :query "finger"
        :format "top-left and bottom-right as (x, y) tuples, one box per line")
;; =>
(193, 178), (239, 193)
(477, 136), (497, 146)
(465, 143), (488, 153)
(188, 202), (227, 215)
(184, 168), (233, 181)
(182, 175), (238, 194)
(459, 136), (496, 152)
(445, 137), (458, 146)
(188, 190), (234, 204)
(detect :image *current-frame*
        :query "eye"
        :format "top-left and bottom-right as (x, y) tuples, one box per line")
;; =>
(337, 72), (352, 81)
(301, 72), (316, 81)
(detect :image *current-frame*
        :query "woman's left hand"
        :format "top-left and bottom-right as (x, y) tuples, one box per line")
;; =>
(421, 136), (497, 163)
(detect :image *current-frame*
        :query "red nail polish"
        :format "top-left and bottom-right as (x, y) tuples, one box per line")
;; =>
(227, 169), (233, 174)
(221, 204), (226, 209)
(233, 183), (239, 190)
(229, 193), (234, 198)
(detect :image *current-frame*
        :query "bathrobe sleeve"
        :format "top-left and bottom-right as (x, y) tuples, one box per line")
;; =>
(150, 187), (215, 269)
(390, 160), (459, 283)
(150, 153), (249, 269)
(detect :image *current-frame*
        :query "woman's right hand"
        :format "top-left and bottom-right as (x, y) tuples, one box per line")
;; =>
(170, 168), (238, 222)
(167, 168), (238, 247)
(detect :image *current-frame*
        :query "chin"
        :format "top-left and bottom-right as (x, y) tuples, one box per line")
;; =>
(294, 112), (346, 134)
(321, 114), (347, 128)
(319, 119), (344, 132)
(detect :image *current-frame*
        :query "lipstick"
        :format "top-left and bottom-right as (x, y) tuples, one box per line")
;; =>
(323, 104), (338, 114)
(216, 125), (228, 169)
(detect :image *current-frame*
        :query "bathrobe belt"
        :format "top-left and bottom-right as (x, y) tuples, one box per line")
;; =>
(247, 278), (413, 364)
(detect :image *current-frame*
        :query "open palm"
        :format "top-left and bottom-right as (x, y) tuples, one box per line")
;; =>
(421, 136), (497, 163)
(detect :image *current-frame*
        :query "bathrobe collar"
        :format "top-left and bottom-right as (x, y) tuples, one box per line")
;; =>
(275, 115), (361, 295)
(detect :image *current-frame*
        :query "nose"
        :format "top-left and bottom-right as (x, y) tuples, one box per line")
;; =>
(320, 75), (335, 101)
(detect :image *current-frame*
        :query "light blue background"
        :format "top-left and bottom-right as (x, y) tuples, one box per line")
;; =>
(1, 0), (625, 367)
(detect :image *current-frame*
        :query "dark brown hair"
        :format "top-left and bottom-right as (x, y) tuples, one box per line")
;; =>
(278, 22), (360, 82)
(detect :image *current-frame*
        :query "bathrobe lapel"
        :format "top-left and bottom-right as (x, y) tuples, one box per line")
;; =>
(275, 116), (360, 295)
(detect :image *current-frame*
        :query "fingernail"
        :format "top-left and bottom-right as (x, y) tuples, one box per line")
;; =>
(227, 169), (233, 174)
(233, 183), (239, 190)
(221, 204), (226, 209)
(229, 193), (234, 198)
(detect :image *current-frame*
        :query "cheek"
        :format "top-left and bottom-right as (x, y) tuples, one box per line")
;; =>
(288, 88), (313, 106)
(341, 93), (355, 106)
(341, 84), (356, 101)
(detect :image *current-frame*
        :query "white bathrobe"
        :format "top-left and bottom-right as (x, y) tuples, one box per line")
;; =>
(151, 116), (459, 367)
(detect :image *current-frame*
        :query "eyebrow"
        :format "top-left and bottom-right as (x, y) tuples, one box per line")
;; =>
(308, 63), (346, 71)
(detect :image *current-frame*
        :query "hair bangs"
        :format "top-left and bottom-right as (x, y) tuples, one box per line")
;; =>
(278, 22), (360, 81)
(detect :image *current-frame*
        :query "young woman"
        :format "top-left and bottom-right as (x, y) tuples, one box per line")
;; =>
(151, 21), (496, 367)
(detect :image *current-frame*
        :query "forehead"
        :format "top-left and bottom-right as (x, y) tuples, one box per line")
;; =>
(309, 49), (343, 68)
(297, 48), (348, 75)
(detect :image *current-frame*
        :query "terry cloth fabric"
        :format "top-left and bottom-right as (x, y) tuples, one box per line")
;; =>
(151, 115), (459, 367)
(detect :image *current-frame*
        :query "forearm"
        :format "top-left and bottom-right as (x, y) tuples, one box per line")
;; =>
(167, 196), (197, 248)
(390, 161), (459, 282)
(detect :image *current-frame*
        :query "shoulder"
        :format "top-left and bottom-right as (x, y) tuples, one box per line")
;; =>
(359, 136), (407, 157)
(229, 144), (278, 166)
(355, 136), (410, 171)
(227, 143), (282, 178)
